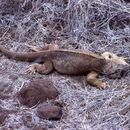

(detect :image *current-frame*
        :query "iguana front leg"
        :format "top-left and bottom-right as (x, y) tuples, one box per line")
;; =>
(87, 71), (106, 89)
(26, 44), (59, 52)
(26, 60), (53, 74)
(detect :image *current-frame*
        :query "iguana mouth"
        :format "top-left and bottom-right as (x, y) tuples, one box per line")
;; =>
(121, 65), (130, 77)
(108, 65), (130, 79)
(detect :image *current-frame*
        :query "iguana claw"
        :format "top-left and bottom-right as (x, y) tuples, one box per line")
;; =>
(25, 64), (38, 74)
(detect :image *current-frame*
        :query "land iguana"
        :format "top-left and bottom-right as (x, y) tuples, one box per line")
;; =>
(0, 44), (129, 89)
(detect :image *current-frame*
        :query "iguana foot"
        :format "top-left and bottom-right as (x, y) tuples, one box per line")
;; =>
(25, 63), (39, 74)
(26, 44), (59, 52)
(26, 61), (53, 74)
(87, 71), (107, 89)
(96, 82), (107, 89)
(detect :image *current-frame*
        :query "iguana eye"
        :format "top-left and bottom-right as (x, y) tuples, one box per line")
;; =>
(108, 54), (112, 59)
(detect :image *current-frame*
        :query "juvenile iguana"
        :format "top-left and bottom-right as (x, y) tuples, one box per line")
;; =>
(0, 44), (129, 89)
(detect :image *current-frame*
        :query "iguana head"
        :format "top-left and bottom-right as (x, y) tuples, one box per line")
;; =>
(101, 52), (129, 78)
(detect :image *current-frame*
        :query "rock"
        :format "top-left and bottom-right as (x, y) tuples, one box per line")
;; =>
(37, 103), (62, 120)
(0, 81), (12, 100)
(18, 78), (59, 107)
(9, 74), (18, 81)
(0, 107), (8, 124)
(0, 81), (10, 92)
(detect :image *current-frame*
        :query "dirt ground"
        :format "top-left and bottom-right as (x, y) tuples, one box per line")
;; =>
(0, 0), (130, 130)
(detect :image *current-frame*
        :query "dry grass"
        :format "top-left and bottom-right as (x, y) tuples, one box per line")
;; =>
(0, 0), (130, 130)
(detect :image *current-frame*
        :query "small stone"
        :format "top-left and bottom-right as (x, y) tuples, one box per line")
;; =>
(32, 126), (47, 130)
(9, 74), (18, 81)
(22, 112), (32, 128)
(37, 103), (62, 120)
(0, 81), (12, 99)
(0, 93), (11, 100)
(0, 81), (10, 92)
(18, 78), (59, 107)
(0, 107), (8, 124)
(124, 0), (130, 3)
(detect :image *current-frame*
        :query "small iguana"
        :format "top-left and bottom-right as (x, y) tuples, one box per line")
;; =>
(0, 44), (129, 89)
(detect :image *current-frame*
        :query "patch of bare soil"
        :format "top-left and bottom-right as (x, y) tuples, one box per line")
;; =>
(0, 0), (130, 130)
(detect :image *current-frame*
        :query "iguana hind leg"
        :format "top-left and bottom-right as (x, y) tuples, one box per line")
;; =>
(26, 60), (53, 74)
(26, 44), (59, 52)
(87, 71), (106, 89)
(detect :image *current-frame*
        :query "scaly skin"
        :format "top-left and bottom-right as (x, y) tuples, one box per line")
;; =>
(0, 44), (128, 89)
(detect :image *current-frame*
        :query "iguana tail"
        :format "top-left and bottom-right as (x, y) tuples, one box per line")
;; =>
(0, 45), (49, 62)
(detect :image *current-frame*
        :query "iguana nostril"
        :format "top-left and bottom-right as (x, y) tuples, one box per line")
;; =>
(108, 54), (112, 59)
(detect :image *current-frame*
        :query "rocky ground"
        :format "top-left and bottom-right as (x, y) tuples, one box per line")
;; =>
(0, 0), (130, 130)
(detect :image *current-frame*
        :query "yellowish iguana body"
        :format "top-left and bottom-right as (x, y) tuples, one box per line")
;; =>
(0, 44), (129, 89)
